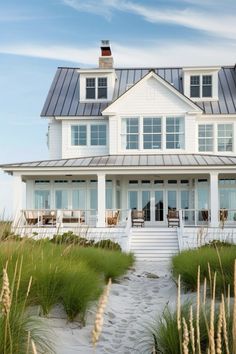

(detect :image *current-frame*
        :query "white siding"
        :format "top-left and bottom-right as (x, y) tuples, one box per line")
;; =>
(48, 119), (62, 159)
(62, 119), (109, 158)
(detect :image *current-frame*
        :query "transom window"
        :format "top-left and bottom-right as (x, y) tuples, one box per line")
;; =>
(71, 125), (87, 146)
(86, 77), (107, 100)
(190, 75), (212, 98)
(218, 124), (233, 152)
(166, 117), (185, 149)
(143, 117), (162, 149)
(91, 124), (107, 145)
(198, 124), (213, 152)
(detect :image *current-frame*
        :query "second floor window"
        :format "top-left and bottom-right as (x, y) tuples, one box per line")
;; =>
(190, 74), (213, 98)
(91, 124), (107, 145)
(86, 77), (107, 100)
(190, 75), (200, 98)
(198, 124), (213, 152)
(143, 117), (162, 149)
(218, 124), (233, 152)
(71, 125), (87, 146)
(122, 117), (139, 150)
(202, 75), (212, 97)
(166, 117), (185, 149)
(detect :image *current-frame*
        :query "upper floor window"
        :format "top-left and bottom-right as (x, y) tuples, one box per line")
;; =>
(198, 124), (213, 152)
(91, 124), (107, 145)
(122, 117), (139, 150)
(86, 77), (107, 100)
(190, 75), (212, 98)
(71, 125), (87, 146)
(218, 124), (233, 152)
(143, 117), (162, 149)
(190, 76), (200, 98)
(166, 117), (185, 149)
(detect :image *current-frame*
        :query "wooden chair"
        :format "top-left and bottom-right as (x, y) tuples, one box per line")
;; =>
(24, 210), (41, 225)
(220, 209), (228, 222)
(106, 210), (120, 226)
(131, 210), (145, 227)
(167, 209), (179, 227)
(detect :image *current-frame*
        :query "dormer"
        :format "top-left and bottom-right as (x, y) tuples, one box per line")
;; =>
(79, 40), (116, 102)
(182, 66), (221, 101)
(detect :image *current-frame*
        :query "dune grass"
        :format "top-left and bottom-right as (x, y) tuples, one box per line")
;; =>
(0, 239), (134, 322)
(172, 243), (236, 295)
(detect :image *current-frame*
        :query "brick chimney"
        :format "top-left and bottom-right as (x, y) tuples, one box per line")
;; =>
(99, 40), (113, 69)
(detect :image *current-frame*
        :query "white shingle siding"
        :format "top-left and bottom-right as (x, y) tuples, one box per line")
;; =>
(48, 119), (62, 159)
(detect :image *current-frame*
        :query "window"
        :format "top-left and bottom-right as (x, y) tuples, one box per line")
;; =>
(86, 77), (107, 100)
(72, 190), (86, 209)
(35, 190), (50, 209)
(122, 117), (139, 149)
(71, 125), (87, 146)
(190, 75), (200, 98)
(98, 78), (107, 99)
(143, 117), (162, 149)
(202, 75), (212, 97)
(86, 78), (95, 99)
(198, 124), (213, 152)
(55, 190), (68, 209)
(166, 117), (185, 149)
(218, 124), (233, 151)
(91, 124), (107, 145)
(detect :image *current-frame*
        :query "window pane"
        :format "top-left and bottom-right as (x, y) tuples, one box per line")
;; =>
(86, 78), (95, 99)
(90, 189), (98, 209)
(55, 190), (68, 209)
(190, 75), (200, 98)
(72, 190), (86, 209)
(202, 75), (212, 98)
(128, 191), (138, 210)
(166, 117), (185, 149)
(35, 190), (50, 209)
(91, 125), (107, 145)
(97, 77), (107, 99)
(122, 118), (139, 150)
(198, 124), (213, 152)
(143, 117), (162, 149)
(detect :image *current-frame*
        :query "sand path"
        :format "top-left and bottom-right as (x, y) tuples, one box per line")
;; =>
(46, 261), (177, 354)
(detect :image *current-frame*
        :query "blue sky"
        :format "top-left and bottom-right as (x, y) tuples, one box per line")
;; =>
(0, 0), (236, 216)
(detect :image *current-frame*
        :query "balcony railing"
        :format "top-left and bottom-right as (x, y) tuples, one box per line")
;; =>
(19, 209), (129, 228)
(180, 208), (236, 227)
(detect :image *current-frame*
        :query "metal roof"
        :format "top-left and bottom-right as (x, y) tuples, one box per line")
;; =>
(41, 66), (236, 117)
(2, 154), (236, 170)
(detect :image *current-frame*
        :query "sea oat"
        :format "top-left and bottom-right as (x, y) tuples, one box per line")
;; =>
(189, 306), (195, 354)
(182, 317), (190, 354)
(209, 272), (216, 354)
(216, 302), (223, 354)
(196, 265), (201, 354)
(221, 294), (230, 354)
(92, 278), (112, 348)
(0, 268), (11, 316)
(232, 260), (236, 354)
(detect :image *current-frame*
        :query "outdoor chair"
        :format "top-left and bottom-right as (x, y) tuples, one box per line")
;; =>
(24, 210), (41, 225)
(106, 210), (120, 227)
(131, 210), (145, 227)
(167, 209), (179, 227)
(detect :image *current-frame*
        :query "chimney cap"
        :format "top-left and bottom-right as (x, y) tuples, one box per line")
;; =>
(101, 40), (110, 47)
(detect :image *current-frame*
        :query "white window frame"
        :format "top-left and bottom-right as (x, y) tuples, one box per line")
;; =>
(85, 77), (108, 100)
(198, 124), (214, 152)
(217, 123), (233, 152)
(190, 74), (213, 99)
(90, 124), (107, 146)
(70, 122), (108, 148)
(143, 117), (162, 149)
(71, 125), (87, 146)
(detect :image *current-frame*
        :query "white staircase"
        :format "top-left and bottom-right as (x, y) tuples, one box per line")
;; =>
(129, 227), (179, 261)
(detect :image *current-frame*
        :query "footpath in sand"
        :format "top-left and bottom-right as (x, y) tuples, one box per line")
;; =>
(46, 261), (177, 354)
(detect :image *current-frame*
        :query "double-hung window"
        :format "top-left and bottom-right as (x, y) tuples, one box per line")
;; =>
(198, 124), (213, 152)
(122, 117), (139, 150)
(166, 117), (185, 149)
(202, 75), (212, 98)
(86, 77), (107, 99)
(91, 124), (107, 145)
(218, 124), (233, 151)
(190, 76), (200, 98)
(86, 78), (96, 99)
(71, 125), (87, 146)
(143, 117), (162, 149)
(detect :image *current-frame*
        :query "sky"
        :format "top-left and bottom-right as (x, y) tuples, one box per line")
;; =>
(0, 0), (236, 217)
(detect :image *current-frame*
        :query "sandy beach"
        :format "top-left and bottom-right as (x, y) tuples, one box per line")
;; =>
(44, 261), (177, 354)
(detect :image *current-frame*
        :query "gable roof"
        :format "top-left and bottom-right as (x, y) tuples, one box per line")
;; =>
(41, 66), (236, 117)
(102, 70), (203, 114)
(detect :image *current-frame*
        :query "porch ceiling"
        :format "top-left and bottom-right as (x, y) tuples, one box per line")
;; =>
(2, 154), (236, 174)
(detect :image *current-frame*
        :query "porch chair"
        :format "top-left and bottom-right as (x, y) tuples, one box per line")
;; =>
(42, 210), (57, 225)
(106, 210), (120, 227)
(131, 210), (145, 227)
(24, 210), (41, 225)
(167, 209), (180, 227)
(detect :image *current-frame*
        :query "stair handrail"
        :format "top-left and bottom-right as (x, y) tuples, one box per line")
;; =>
(177, 209), (184, 251)
(123, 209), (132, 252)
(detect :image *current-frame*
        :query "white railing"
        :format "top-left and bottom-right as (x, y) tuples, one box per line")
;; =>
(180, 209), (211, 227)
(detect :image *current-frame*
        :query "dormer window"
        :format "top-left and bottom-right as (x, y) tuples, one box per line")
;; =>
(190, 74), (212, 98)
(85, 77), (107, 100)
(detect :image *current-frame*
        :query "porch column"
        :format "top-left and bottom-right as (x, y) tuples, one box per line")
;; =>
(13, 174), (24, 226)
(210, 172), (219, 227)
(96, 173), (106, 227)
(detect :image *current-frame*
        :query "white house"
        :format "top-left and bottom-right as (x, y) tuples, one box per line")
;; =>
(1, 41), (236, 259)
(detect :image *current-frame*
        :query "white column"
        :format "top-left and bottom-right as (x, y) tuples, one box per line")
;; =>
(96, 173), (106, 227)
(210, 172), (219, 227)
(13, 174), (24, 225)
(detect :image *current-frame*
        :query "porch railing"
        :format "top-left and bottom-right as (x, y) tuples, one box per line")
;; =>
(180, 209), (211, 227)
(20, 209), (130, 228)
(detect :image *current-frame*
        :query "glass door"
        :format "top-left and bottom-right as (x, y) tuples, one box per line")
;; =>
(142, 191), (150, 221)
(128, 191), (138, 210)
(155, 191), (164, 222)
(167, 190), (177, 211)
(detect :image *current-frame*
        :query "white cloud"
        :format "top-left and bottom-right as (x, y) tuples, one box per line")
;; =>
(61, 0), (236, 40)
(0, 40), (235, 67)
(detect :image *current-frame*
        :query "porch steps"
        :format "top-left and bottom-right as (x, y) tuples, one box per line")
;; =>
(130, 227), (179, 261)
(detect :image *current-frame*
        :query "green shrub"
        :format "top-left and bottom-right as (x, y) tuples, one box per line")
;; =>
(172, 244), (236, 294)
(94, 239), (121, 251)
(51, 231), (95, 247)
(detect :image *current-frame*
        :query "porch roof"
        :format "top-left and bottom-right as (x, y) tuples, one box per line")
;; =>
(2, 154), (236, 173)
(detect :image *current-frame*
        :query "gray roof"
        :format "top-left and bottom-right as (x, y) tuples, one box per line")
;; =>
(41, 66), (236, 117)
(2, 154), (236, 170)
